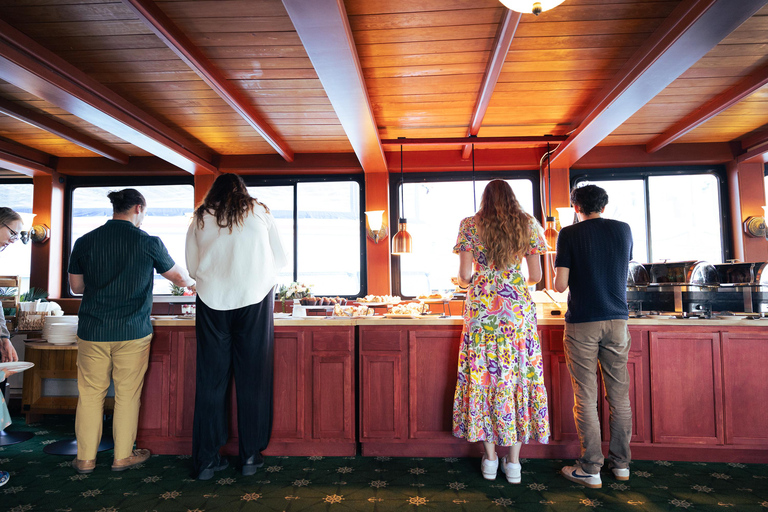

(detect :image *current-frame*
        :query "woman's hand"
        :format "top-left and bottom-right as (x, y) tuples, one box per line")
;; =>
(0, 338), (18, 363)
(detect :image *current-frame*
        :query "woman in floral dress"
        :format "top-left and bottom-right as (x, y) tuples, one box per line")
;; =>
(452, 180), (550, 484)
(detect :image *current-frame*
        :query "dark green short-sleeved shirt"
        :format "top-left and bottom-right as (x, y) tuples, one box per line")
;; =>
(68, 219), (175, 342)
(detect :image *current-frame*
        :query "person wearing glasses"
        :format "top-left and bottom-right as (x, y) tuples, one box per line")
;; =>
(0, 207), (23, 488)
(68, 189), (195, 474)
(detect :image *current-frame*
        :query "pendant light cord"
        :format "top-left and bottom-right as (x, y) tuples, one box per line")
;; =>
(546, 142), (552, 218)
(472, 143), (477, 212)
(400, 144), (405, 220)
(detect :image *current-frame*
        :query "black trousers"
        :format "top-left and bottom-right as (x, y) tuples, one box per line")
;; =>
(192, 291), (275, 472)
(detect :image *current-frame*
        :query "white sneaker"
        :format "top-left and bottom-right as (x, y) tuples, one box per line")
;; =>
(481, 455), (498, 480)
(612, 467), (630, 481)
(561, 465), (602, 489)
(500, 456), (521, 484)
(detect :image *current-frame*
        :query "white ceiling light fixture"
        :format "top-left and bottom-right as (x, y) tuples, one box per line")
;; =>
(499, 0), (566, 16)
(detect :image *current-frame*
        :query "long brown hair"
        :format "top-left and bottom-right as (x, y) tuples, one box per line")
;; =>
(194, 173), (269, 233)
(476, 179), (531, 268)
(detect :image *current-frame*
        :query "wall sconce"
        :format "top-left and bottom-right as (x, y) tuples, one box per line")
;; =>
(499, 0), (566, 16)
(743, 206), (768, 238)
(556, 207), (576, 228)
(18, 213), (50, 244)
(364, 210), (388, 243)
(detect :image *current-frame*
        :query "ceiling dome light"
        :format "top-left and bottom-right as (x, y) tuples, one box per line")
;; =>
(499, 0), (566, 16)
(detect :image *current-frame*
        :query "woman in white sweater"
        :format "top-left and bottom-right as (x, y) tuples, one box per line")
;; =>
(185, 174), (286, 480)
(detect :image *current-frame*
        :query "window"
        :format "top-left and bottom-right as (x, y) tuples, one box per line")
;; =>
(0, 181), (34, 293)
(248, 178), (363, 297)
(394, 174), (538, 297)
(574, 170), (726, 263)
(69, 183), (194, 295)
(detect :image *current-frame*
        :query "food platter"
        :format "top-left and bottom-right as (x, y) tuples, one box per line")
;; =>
(418, 298), (451, 304)
(356, 302), (398, 307)
(383, 314), (423, 319)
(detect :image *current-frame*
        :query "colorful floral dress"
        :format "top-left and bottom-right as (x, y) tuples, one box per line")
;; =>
(452, 216), (550, 445)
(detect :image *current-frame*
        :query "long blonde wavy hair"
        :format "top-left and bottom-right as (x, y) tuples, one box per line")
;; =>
(475, 179), (531, 269)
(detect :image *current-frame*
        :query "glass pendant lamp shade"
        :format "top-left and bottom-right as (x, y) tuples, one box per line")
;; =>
(543, 216), (559, 253)
(498, 0), (566, 15)
(391, 219), (413, 255)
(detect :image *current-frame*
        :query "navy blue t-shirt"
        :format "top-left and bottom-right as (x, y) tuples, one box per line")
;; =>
(554, 218), (633, 323)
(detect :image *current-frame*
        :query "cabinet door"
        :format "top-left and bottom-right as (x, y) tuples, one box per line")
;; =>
(310, 328), (353, 441)
(407, 328), (462, 440)
(170, 328), (197, 438)
(312, 354), (352, 440)
(138, 328), (172, 437)
(721, 331), (768, 446)
(549, 352), (580, 442)
(649, 331), (723, 445)
(601, 328), (648, 443)
(359, 327), (407, 440)
(272, 329), (307, 440)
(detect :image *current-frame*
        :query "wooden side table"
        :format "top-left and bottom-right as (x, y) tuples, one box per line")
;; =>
(22, 341), (114, 423)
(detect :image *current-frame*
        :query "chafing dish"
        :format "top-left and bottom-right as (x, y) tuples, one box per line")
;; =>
(626, 260), (719, 317)
(712, 262), (768, 316)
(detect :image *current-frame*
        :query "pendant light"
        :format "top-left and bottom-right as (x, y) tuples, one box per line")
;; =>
(542, 142), (559, 253)
(498, 0), (566, 16)
(391, 144), (413, 255)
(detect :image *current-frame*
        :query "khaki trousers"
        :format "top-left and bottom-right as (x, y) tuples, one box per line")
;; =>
(75, 334), (152, 461)
(563, 320), (632, 474)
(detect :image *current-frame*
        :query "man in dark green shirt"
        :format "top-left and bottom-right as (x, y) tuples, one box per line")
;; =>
(68, 189), (194, 475)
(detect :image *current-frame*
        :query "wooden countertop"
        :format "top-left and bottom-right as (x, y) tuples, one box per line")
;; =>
(148, 313), (767, 327)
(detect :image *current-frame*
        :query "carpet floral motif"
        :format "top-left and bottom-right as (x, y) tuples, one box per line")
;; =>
(0, 416), (766, 511)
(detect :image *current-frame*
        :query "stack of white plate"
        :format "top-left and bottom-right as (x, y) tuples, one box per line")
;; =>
(44, 316), (78, 345)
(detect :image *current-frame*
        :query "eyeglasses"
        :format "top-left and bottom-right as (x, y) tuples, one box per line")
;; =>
(2, 222), (19, 242)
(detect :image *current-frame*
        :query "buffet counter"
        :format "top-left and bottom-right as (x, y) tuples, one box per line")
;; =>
(25, 313), (767, 462)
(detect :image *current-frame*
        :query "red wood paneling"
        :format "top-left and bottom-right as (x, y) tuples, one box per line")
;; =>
(649, 331), (724, 445)
(137, 328), (171, 437)
(272, 330), (305, 440)
(601, 328), (648, 443)
(721, 331), (768, 446)
(407, 328), (461, 440)
(170, 328), (197, 438)
(312, 354), (352, 440)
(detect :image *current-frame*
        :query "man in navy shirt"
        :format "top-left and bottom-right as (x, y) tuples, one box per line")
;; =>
(554, 185), (633, 489)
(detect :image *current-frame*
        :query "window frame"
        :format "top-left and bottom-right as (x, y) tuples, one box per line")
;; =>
(244, 173), (367, 299)
(63, 175), (195, 298)
(389, 170), (542, 298)
(571, 165), (732, 263)
(0, 177), (35, 292)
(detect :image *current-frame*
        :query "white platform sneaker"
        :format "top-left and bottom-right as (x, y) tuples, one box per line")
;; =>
(481, 455), (499, 480)
(500, 456), (521, 484)
(561, 465), (602, 489)
(612, 467), (630, 481)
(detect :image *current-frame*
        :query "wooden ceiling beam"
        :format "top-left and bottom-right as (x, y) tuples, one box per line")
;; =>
(0, 96), (129, 164)
(282, 0), (387, 174)
(647, 64), (768, 153)
(121, 0), (294, 162)
(0, 147), (53, 176)
(550, 0), (768, 169)
(461, 9), (522, 160)
(0, 18), (216, 174)
(382, 136), (567, 146)
(740, 126), (768, 151)
(0, 137), (52, 166)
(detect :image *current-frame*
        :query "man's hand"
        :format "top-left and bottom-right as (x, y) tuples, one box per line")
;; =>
(0, 338), (18, 363)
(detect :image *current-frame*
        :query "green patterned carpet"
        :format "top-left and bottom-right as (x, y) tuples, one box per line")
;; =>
(1, 416), (767, 511)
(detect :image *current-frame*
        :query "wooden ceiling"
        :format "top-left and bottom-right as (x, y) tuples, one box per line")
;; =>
(0, 0), (767, 176)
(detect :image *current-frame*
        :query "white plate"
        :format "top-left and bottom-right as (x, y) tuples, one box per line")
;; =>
(383, 314), (422, 319)
(0, 361), (35, 372)
(356, 302), (398, 307)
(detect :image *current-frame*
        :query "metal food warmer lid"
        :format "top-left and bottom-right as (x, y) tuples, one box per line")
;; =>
(754, 262), (768, 286)
(649, 261), (717, 286)
(713, 262), (755, 286)
(627, 261), (650, 287)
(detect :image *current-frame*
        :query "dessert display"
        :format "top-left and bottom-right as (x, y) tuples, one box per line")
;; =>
(300, 296), (347, 306)
(356, 295), (401, 304)
(333, 304), (375, 317)
(388, 302), (429, 316)
(417, 292), (454, 301)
